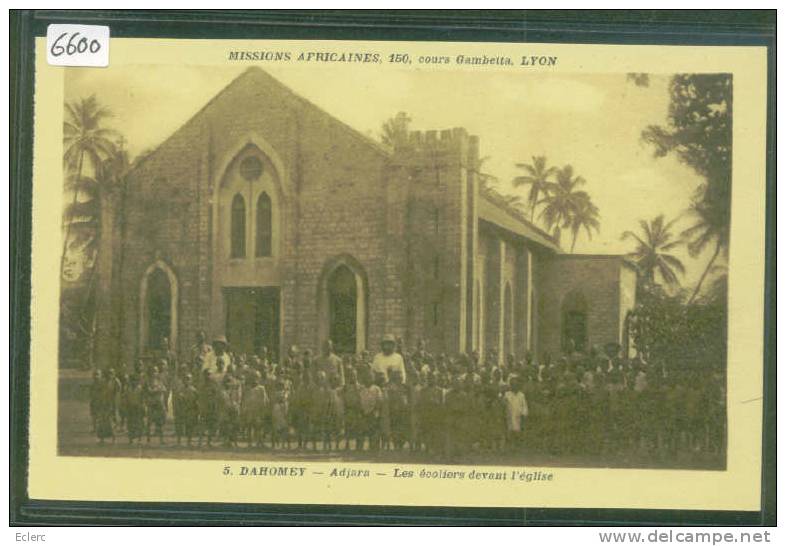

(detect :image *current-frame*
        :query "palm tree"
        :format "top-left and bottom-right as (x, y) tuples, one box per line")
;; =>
(64, 147), (129, 367)
(537, 164), (588, 238)
(62, 95), (116, 279)
(380, 111), (412, 150)
(682, 197), (729, 304)
(568, 194), (601, 252)
(513, 156), (557, 222)
(621, 214), (685, 286)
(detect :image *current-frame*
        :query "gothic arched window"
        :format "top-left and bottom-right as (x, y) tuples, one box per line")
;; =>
(230, 193), (246, 258)
(256, 192), (272, 257)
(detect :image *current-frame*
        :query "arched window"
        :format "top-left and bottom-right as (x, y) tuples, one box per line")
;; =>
(256, 192), (272, 257)
(562, 289), (588, 353)
(230, 193), (246, 258)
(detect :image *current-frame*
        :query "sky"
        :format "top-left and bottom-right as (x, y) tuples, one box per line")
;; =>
(65, 64), (719, 288)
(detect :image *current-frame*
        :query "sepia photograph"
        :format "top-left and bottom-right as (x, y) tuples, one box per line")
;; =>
(56, 63), (731, 471)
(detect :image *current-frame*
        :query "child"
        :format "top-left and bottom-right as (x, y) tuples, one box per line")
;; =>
(124, 374), (146, 444)
(324, 374), (345, 451)
(386, 370), (409, 451)
(270, 379), (290, 449)
(290, 372), (313, 450)
(220, 372), (242, 447)
(358, 370), (383, 451)
(418, 373), (445, 456)
(444, 376), (469, 461)
(241, 370), (269, 448)
(198, 369), (220, 447)
(174, 372), (200, 446)
(117, 372), (130, 433)
(342, 367), (363, 451)
(94, 371), (116, 444)
(105, 368), (122, 428)
(503, 377), (529, 452)
(310, 371), (330, 451)
(145, 367), (168, 444)
(89, 369), (102, 433)
(376, 372), (392, 451)
(408, 371), (423, 452)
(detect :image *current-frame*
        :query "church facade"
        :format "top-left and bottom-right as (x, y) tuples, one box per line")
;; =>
(104, 67), (636, 365)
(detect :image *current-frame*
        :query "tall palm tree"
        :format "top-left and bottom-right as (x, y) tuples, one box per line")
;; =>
(537, 164), (589, 238)
(682, 197), (729, 303)
(513, 155), (557, 222)
(568, 194), (601, 252)
(64, 147), (129, 367)
(62, 95), (116, 279)
(621, 214), (685, 286)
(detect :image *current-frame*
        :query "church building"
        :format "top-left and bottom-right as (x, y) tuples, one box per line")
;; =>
(104, 67), (636, 365)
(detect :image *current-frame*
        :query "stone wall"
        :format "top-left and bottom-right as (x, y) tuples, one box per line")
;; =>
(537, 255), (631, 360)
(117, 67), (392, 362)
(108, 66), (633, 368)
(113, 67), (480, 363)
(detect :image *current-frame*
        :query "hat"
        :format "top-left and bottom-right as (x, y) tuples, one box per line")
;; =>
(212, 335), (228, 345)
(381, 334), (396, 344)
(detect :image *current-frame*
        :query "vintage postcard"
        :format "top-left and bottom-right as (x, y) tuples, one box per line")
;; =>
(27, 36), (767, 510)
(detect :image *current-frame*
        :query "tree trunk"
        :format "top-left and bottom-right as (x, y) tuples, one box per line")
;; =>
(570, 231), (578, 253)
(81, 250), (98, 369)
(93, 187), (116, 368)
(113, 174), (130, 363)
(688, 240), (722, 304)
(60, 151), (84, 278)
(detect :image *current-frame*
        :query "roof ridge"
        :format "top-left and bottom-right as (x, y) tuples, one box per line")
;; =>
(129, 66), (390, 173)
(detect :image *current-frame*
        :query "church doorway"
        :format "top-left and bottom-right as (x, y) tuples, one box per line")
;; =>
(328, 265), (357, 355)
(146, 268), (172, 351)
(223, 287), (280, 359)
(562, 289), (588, 352)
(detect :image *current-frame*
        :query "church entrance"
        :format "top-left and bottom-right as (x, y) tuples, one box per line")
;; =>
(328, 265), (357, 355)
(223, 287), (280, 359)
(146, 268), (172, 351)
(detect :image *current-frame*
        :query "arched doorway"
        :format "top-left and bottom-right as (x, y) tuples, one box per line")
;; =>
(318, 255), (367, 355)
(328, 265), (357, 354)
(139, 259), (179, 354)
(147, 269), (171, 351)
(562, 289), (588, 352)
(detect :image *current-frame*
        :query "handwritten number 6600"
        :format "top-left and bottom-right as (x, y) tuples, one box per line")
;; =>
(50, 32), (101, 57)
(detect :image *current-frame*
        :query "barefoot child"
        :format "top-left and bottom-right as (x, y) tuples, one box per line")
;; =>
(270, 379), (290, 449)
(241, 370), (269, 448)
(503, 377), (529, 451)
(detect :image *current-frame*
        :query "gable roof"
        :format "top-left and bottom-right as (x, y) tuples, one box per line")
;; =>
(129, 66), (391, 173)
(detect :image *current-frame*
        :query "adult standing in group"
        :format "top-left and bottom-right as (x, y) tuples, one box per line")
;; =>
(317, 339), (345, 386)
(371, 334), (407, 384)
(190, 330), (214, 375)
(205, 335), (232, 375)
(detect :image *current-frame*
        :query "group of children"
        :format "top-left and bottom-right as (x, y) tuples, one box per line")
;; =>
(87, 335), (726, 463)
